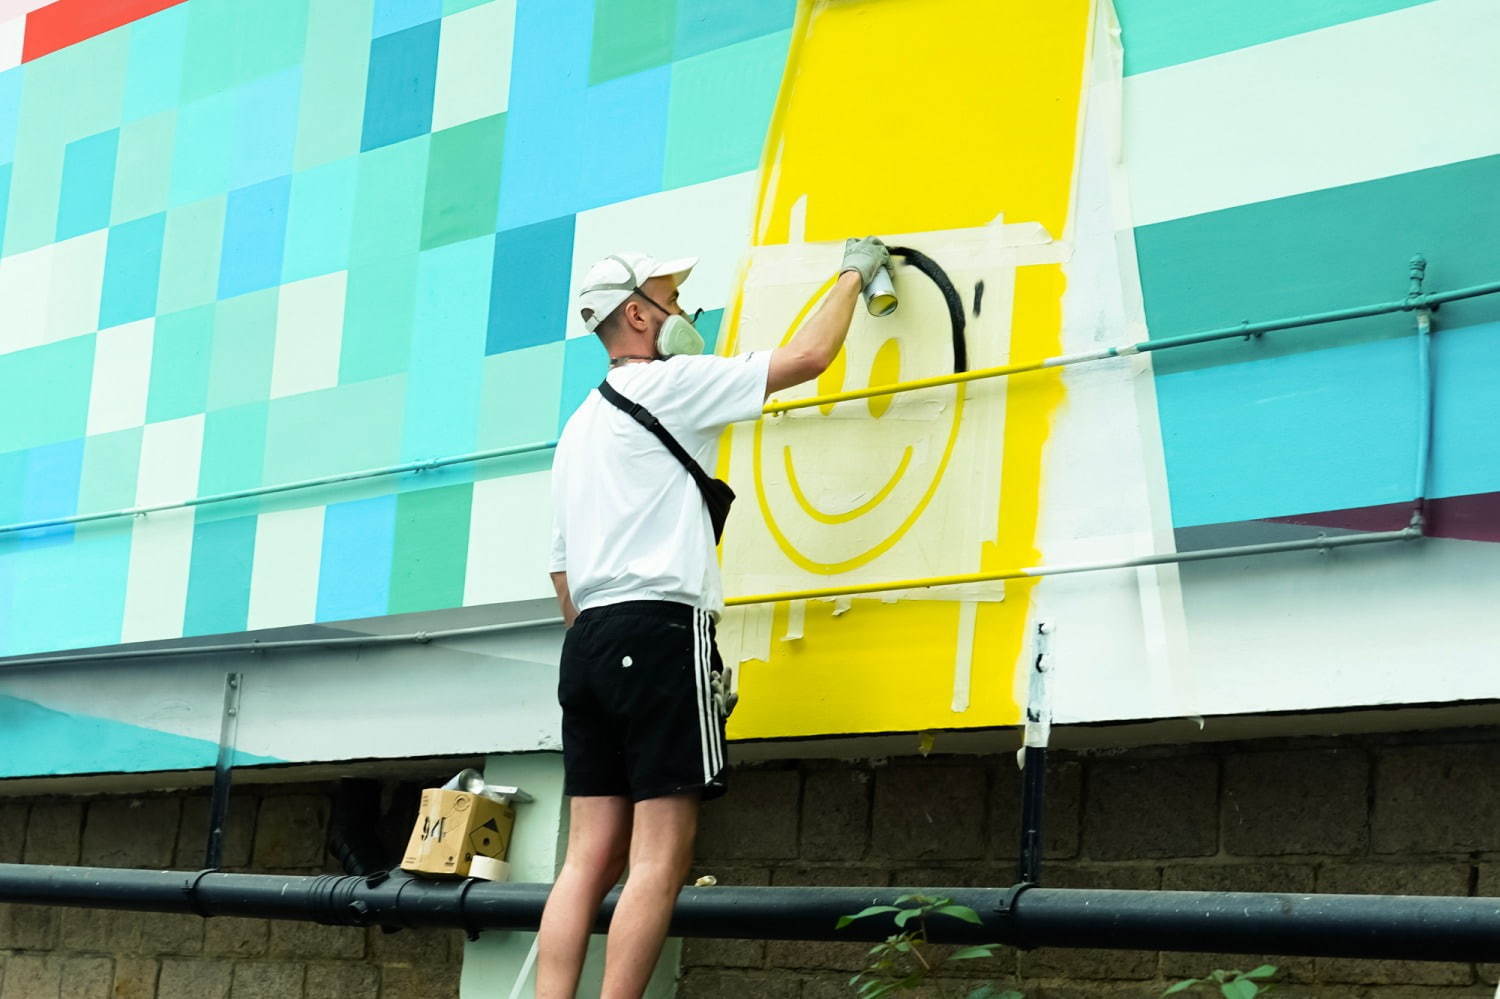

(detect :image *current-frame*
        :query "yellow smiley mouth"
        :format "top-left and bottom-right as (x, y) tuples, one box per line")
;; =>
(782, 444), (914, 525)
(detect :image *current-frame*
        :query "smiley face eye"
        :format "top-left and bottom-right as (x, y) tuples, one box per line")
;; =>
(867, 337), (902, 420)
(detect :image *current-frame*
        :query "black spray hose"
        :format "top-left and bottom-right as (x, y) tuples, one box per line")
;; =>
(887, 246), (968, 374)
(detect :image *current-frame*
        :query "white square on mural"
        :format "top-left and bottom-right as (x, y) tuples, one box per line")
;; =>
(0, 16), (22, 73)
(464, 470), (556, 606)
(0, 240), (53, 355)
(47, 230), (107, 344)
(568, 171), (759, 339)
(86, 317), (154, 436)
(271, 270), (346, 399)
(431, 0), (515, 133)
(247, 505), (325, 630)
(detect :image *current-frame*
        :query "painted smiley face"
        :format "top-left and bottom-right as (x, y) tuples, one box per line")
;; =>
(751, 270), (969, 575)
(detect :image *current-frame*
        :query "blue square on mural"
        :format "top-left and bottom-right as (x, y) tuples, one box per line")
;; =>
(487, 214), (576, 355)
(316, 493), (397, 622)
(558, 334), (606, 431)
(361, 20), (440, 152)
(373, 0), (441, 37)
(218, 175), (292, 299)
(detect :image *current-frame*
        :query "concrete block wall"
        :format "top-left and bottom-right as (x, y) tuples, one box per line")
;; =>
(0, 779), (466, 999)
(681, 728), (1500, 999)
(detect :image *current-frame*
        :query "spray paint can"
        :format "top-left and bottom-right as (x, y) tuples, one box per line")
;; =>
(863, 264), (898, 317)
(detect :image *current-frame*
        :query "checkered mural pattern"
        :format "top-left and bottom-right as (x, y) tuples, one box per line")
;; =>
(0, 0), (796, 656)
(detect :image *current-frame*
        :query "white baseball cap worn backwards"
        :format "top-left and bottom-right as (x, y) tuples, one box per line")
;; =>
(577, 251), (697, 332)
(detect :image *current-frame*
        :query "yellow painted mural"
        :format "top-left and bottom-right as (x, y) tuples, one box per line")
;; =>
(717, 0), (1092, 740)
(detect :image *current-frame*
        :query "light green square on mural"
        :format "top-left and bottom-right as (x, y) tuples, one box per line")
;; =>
(388, 482), (473, 614)
(421, 114), (505, 250)
(294, 0), (374, 171)
(349, 136), (431, 267)
(181, 0), (310, 103)
(262, 374), (407, 484)
(340, 255), (420, 385)
(663, 29), (789, 190)
(158, 196), (226, 315)
(198, 401), (269, 498)
(77, 427), (144, 514)
(590, 0), (676, 85)
(476, 341), (564, 451)
(111, 111), (176, 225)
(0, 336), (95, 453)
(443, 0), (493, 14)
(146, 306), (215, 424)
(207, 290), (278, 411)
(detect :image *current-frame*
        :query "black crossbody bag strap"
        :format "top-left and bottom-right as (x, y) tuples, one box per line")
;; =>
(597, 378), (736, 542)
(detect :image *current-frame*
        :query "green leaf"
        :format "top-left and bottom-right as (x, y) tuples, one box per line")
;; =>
(933, 904), (984, 925)
(893, 939), (912, 953)
(1244, 965), (1278, 980)
(1163, 979), (1201, 995)
(894, 908), (921, 928)
(948, 946), (997, 961)
(1221, 979), (1258, 999)
(837, 905), (902, 929)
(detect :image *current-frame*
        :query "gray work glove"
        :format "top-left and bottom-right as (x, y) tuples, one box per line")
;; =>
(840, 235), (890, 288)
(709, 668), (738, 719)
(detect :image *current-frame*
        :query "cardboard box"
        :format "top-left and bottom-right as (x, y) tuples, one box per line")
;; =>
(401, 788), (515, 879)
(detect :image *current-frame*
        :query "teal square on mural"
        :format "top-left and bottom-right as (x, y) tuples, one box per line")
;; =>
(388, 481), (472, 614)
(170, 91), (236, 207)
(403, 236), (493, 462)
(199, 402), (269, 497)
(56, 129), (119, 241)
(0, 337), (95, 454)
(182, 511), (257, 637)
(157, 196), (226, 314)
(282, 156), (358, 283)
(77, 428), (143, 515)
(122, 3), (188, 123)
(0, 450), (24, 525)
(558, 335), (607, 431)
(477, 341), (564, 450)
(99, 212), (167, 330)
(674, 0), (795, 60)
(340, 254), (420, 384)
(207, 290), (278, 411)
(590, 0), (676, 84)
(421, 113), (505, 250)
(663, 29), (787, 189)
(146, 306), (215, 423)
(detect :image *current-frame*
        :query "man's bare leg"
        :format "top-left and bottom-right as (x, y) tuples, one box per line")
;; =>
(537, 795), (632, 999)
(600, 793), (700, 999)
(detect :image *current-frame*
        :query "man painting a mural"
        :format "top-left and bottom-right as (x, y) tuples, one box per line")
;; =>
(537, 237), (893, 997)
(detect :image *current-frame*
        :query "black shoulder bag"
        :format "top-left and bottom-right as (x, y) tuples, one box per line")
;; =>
(596, 379), (737, 543)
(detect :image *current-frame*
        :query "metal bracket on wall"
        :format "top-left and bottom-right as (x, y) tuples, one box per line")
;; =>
(204, 671), (243, 870)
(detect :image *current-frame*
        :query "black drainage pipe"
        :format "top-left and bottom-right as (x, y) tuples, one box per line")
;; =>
(2, 863), (1499, 962)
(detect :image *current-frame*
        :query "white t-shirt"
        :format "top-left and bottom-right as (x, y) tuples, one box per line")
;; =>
(549, 351), (773, 617)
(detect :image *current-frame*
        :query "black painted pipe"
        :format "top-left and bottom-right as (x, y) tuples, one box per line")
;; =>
(2, 863), (1499, 961)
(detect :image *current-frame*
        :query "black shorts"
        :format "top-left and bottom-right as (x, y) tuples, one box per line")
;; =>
(558, 600), (728, 802)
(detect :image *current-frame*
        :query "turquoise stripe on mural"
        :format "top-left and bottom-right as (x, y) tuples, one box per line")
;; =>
(1115, 0), (1434, 75)
(1135, 154), (1500, 378)
(0, 695), (283, 778)
(183, 511), (257, 637)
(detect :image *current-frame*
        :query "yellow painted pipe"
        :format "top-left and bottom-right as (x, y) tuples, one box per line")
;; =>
(762, 355), (1056, 415)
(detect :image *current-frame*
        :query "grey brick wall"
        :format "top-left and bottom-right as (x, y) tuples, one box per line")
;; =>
(0, 779), (464, 999)
(682, 728), (1500, 999)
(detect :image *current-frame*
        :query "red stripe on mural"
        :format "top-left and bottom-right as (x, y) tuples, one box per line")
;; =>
(21, 0), (187, 63)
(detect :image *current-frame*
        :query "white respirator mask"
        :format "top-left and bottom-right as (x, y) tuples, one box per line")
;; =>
(654, 311), (705, 358)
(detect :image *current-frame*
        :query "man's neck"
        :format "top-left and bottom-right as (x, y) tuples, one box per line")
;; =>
(609, 354), (656, 367)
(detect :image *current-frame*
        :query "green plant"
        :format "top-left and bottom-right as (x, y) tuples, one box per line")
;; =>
(837, 894), (1020, 999)
(1163, 965), (1278, 998)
